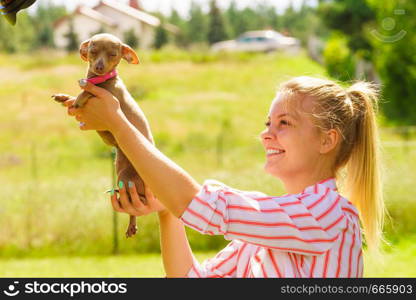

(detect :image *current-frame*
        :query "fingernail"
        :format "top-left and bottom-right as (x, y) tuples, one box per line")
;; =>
(118, 181), (124, 189)
(128, 181), (134, 188)
(79, 79), (87, 87)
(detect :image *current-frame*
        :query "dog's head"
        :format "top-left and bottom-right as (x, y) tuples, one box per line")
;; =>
(79, 33), (139, 76)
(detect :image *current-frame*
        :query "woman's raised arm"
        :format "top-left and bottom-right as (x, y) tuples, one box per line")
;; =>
(68, 81), (201, 217)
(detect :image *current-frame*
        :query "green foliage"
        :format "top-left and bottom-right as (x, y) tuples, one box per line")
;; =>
(123, 28), (139, 48)
(32, 1), (66, 49)
(0, 11), (35, 52)
(187, 1), (209, 44)
(168, 9), (189, 47)
(0, 1), (66, 52)
(207, 0), (229, 44)
(64, 20), (79, 52)
(153, 24), (168, 49)
(0, 2), (327, 51)
(319, 0), (375, 57)
(367, 0), (416, 125)
(281, 3), (329, 47)
(91, 25), (107, 36)
(323, 33), (356, 81)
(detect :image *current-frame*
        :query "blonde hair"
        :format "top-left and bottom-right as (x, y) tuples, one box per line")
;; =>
(279, 76), (385, 252)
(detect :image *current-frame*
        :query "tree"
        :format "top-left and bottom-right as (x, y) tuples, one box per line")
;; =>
(187, 1), (208, 43)
(168, 8), (188, 47)
(154, 23), (168, 49)
(319, 0), (375, 59)
(37, 25), (54, 48)
(207, 0), (228, 44)
(32, 2), (66, 49)
(367, 0), (416, 124)
(0, 11), (36, 53)
(64, 20), (79, 52)
(92, 25), (107, 36)
(123, 28), (139, 48)
(225, 3), (254, 37)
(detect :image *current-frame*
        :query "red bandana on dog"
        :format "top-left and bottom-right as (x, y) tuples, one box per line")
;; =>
(86, 69), (118, 85)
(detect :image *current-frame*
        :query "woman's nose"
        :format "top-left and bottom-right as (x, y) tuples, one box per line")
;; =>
(260, 128), (274, 141)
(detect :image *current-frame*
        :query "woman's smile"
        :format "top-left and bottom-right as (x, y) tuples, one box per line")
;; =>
(266, 148), (285, 157)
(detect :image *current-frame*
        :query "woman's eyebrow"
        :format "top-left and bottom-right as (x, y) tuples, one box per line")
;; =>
(276, 113), (298, 120)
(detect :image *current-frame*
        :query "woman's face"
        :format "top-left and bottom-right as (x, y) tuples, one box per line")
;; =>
(260, 92), (324, 180)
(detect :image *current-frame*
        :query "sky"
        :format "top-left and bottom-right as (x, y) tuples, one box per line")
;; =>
(31, 0), (315, 17)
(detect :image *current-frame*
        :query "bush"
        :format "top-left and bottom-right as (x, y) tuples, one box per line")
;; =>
(323, 33), (356, 81)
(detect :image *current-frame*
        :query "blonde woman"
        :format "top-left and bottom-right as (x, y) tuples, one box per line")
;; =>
(63, 76), (384, 278)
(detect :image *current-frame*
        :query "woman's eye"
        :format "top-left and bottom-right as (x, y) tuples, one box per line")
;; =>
(109, 53), (117, 57)
(280, 120), (290, 126)
(265, 121), (271, 127)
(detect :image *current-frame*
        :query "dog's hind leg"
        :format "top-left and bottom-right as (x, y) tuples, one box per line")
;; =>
(116, 148), (147, 238)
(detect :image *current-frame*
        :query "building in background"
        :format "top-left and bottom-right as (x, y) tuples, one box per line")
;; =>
(53, 0), (178, 49)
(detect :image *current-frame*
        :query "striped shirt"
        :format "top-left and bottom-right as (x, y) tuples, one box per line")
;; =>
(180, 177), (363, 278)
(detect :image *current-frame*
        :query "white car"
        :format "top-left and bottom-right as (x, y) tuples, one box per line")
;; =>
(211, 30), (300, 53)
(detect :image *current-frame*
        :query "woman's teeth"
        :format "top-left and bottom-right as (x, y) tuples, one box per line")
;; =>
(266, 149), (285, 155)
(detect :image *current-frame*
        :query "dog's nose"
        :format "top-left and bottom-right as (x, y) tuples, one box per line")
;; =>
(95, 60), (105, 73)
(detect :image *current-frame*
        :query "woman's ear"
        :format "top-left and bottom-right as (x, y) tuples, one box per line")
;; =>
(79, 39), (90, 62)
(320, 128), (339, 154)
(121, 44), (140, 64)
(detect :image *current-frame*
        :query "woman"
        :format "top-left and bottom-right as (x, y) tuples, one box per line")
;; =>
(63, 76), (384, 278)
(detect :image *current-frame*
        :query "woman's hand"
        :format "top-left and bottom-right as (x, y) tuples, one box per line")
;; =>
(63, 81), (127, 132)
(111, 182), (167, 216)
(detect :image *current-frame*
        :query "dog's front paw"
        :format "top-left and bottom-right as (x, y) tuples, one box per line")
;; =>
(51, 93), (75, 103)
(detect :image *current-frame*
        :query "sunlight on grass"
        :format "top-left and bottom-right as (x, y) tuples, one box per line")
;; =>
(1, 238), (415, 277)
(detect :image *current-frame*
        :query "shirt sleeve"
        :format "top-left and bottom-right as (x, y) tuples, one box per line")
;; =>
(186, 240), (240, 278)
(180, 179), (348, 255)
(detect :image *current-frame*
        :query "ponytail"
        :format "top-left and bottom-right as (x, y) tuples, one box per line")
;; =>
(345, 82), (385, 252)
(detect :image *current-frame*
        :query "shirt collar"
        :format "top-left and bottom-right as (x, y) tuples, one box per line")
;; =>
(302, 177), (338, 194)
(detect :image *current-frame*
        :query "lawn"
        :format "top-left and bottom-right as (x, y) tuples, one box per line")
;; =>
(1, 236), (415, 277)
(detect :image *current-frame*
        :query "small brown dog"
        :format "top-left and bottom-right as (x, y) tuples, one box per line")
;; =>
(52, 33), (154, 238)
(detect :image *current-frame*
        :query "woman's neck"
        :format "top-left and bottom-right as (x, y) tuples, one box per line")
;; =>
(282, 172), (335, 195)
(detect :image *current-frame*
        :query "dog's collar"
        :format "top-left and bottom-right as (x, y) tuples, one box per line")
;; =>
(86, 69), (118, 85)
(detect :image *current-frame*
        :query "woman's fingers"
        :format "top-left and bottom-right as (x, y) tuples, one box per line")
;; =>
(110, 190), (123, 213)
(128, 181), (147, 212)
(108, 182), (160, 216)
(79, 80), (112, 98)
(63, 98), (76, 107)
(117, 181), (135, 215)
(68, 106), (82, 117)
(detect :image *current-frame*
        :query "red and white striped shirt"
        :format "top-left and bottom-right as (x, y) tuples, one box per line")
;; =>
(180, 177), (363, 278)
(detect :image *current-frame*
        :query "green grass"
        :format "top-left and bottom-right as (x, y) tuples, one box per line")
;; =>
(1, 236), (415, 277)
(0, 48), (416, 272)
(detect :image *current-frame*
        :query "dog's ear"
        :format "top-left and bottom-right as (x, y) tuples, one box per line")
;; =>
(122, 44), (140, 64)
(79, 39), (90, 62)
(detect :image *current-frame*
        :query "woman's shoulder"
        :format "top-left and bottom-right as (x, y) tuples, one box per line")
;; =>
(199, 178), (359, 216)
